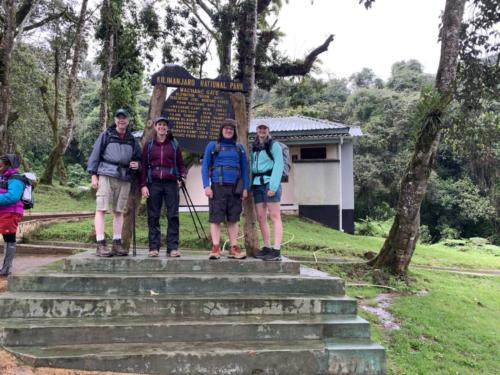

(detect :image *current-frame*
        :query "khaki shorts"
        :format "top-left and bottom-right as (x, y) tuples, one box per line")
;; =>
(96, 175), (131, 213)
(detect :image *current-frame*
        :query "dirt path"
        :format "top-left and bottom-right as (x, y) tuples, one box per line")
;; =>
(412, 264), (500, 276)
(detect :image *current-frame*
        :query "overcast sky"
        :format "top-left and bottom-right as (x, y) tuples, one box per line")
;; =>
(197, 0), (447, 81)
(271, 0), (447, 80)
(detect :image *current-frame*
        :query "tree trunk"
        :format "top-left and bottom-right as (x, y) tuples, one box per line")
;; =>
(40, 0), (88, 185)
(122, 83), (167, 251)
(231, 92), (259, 255)
(0, 0), (17, 154)
(369, 0), (466, 276)
(40, 48), (61, 185)
(236, 0), (259, 255)
(98, 0), (114, 131)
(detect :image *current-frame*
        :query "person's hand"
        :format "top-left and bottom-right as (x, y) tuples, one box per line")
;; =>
(204, 186), (213, 199)
(267, 190), (276, 197)
(242, 189), (248, 199)
(91, 175), (99, 190)
(141, 186), (149, 198)
(129, 161), (139, 170)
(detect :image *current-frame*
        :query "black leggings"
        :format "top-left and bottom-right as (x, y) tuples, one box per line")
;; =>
(2, 233), (16, 243)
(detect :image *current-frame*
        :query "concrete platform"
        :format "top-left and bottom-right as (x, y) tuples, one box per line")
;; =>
(0, 249), (385, 374)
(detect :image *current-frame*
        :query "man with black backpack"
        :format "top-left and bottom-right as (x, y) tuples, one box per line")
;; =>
(251, 121), (284, 261)
(201, 119), (249, 260)
(87, 108), (141, 257)
(140, 117), (187, 258)
(0, 154), (25, 277)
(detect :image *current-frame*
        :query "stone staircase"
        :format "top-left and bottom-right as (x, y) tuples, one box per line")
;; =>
(0, 251), (385, 374)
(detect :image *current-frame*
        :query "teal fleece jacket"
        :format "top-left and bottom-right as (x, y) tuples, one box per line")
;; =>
(251, 141), (284, 192)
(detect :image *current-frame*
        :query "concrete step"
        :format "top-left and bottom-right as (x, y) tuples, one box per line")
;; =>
(5, 340), (386, 375)
(8, 271), (344, 296)
(63, 253), (300, 275)
(0, 315), (370, 347)
(0, 292), (357, 319)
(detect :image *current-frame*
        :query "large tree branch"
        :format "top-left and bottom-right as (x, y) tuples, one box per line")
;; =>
(23, 9), (69, 32)
(15, 0), (37, 27)
(267, 34), (334, 77)
(180, 0), (216, 37)
(195, 0), (215, 19)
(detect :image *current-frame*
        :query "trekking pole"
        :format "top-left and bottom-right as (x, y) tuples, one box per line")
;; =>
(182, 180), (208, 241)
(180, 182), (202, 239)
(131, 169), (139, 257)
(180, 180), (208, 240)
(132, 194), (137, 257)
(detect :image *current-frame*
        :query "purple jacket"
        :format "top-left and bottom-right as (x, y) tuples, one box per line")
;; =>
(0, 168), (24, 215)
(140, 138), (187, 187)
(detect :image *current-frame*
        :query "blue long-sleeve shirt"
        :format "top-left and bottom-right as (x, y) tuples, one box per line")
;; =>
(0, 178), (24, 206)
(201, 139), (249, 189)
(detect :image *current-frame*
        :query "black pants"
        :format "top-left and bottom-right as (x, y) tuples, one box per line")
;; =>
(2, 234), (16, 242)
(147, 180), (180, 252)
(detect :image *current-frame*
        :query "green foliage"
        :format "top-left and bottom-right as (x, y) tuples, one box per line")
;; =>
(386, 60), (433, 92)
(422, 173), (495, 241)
(418, 225), (432, 244)
(355, 217), (389, 237)
(65, 164), (89, 187)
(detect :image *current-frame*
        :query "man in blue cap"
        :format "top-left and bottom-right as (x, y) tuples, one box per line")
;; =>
(87, 108), (141, 257)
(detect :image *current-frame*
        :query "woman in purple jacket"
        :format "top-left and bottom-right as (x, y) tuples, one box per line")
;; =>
(0, 154), (25, 277)
(140, 117), (187, 257)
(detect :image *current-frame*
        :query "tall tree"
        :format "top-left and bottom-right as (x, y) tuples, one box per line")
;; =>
(96, 0), (118, 131)
(369, 0), (468, 275)
(40, 0), (89, 184)
(0, 0), (68, 154)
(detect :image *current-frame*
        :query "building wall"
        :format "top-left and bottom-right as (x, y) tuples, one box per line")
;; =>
(292, 162), (340, 205)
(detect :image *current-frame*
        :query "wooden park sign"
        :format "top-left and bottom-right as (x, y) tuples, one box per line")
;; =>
(151, 65), (247, 153)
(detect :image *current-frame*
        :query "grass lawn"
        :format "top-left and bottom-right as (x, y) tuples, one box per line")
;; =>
(33, 184), (95, 212)
(361, 270), (499, 375)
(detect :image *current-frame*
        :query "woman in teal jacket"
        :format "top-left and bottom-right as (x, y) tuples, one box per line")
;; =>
(250, 122), (284, 261)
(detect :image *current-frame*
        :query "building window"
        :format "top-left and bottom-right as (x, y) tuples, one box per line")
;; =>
(300, 147), (326, 160)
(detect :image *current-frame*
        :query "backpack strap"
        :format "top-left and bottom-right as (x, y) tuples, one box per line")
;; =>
(146, 139), (154, 184)
(264, 139), (275, 162)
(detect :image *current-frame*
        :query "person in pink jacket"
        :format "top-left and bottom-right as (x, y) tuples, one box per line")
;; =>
(0, 154), (25, 277)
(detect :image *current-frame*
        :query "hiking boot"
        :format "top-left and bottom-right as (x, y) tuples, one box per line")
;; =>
(111, 239), (128, 256)
(96, 241), (113, 257)
(168, 250), (181, 257)
(261, 248), (281, 261)
(208, 244), (221, 260)
(228, 245), (246, 259)
(254, 246), (272, 259)
(149, 250), (159, 257)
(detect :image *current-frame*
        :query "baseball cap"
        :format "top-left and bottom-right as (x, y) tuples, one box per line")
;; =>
(115, 108), (129, 117)
(256, 121), (270, 130)
(154, 116), (170, 126)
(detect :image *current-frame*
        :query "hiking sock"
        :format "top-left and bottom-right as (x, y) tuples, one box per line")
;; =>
(96, 234), (105, 242)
